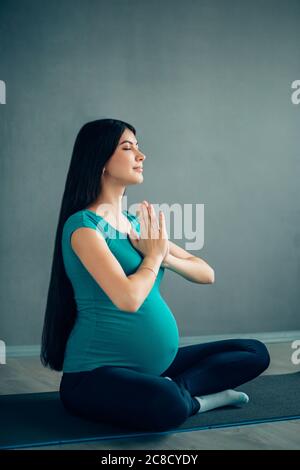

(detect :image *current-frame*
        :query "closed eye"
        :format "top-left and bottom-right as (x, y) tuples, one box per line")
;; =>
(123, 143), (139, 149)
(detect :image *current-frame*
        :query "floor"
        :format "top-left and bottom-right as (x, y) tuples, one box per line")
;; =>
(1, 341), (300, 450)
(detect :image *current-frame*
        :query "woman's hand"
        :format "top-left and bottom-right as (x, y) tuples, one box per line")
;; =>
(143, 201), (170, 267)
(161, 250), (170, 268)
(128, 201), (169, 263)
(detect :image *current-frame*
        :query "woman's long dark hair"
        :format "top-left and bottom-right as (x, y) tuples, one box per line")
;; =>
(40, 118), (136, 371)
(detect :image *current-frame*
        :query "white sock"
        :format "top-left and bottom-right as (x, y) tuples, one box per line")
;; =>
(195, 389), (249, 413)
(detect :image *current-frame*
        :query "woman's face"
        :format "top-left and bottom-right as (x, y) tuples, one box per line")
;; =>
(103, 129), (146, 185)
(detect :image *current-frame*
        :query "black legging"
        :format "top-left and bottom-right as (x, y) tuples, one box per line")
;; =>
(59, 338), (270, 432)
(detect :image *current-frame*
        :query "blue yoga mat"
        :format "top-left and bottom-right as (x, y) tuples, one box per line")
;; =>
(0, 371), (300, 449)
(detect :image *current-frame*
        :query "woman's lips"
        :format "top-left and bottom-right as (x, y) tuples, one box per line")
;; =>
(134, 168), (143, 172)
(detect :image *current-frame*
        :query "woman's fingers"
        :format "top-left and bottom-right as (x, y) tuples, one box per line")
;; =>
(150, 204), (160, 236)
(141, 201), (152, 239)
(159, 210), (163, 238)
(141, 202), (150, 239)
(159, 210), (167, 239)
(145, 202), (153, 238)
(147, 203), (155, 238)
(137, 201), (165, 240)
(144, 201), (160, 238)
(140, 203), (147, 239)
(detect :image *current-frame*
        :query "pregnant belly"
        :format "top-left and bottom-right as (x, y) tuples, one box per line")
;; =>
(91, 293), (180, 376)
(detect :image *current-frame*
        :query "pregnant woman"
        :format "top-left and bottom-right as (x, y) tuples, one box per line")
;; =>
(41, 118), (270, 432)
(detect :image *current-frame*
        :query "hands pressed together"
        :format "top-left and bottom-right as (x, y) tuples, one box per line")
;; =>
(128, 201), (170, 267)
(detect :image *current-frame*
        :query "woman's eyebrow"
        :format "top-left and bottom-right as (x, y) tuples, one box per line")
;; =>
(119, 140), (139, 146)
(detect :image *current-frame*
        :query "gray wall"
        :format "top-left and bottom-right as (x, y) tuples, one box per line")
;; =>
(0, 0), (299, 347)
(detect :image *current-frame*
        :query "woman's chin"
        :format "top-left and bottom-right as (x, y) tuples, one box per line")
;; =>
(126, 175), (144, 186)
(132, 173), (144, 182)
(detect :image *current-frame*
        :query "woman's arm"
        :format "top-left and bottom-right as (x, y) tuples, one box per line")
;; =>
(71, 227), (164, 313)
(162, 240), (215, 284)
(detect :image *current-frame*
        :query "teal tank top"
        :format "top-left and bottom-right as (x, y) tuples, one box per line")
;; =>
(61, 209), (179, 375)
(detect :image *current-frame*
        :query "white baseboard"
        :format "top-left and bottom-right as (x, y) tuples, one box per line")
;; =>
(179, 330), (300, 346)
(6, 345), (41, 358)
(5, 330), (300, 358)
